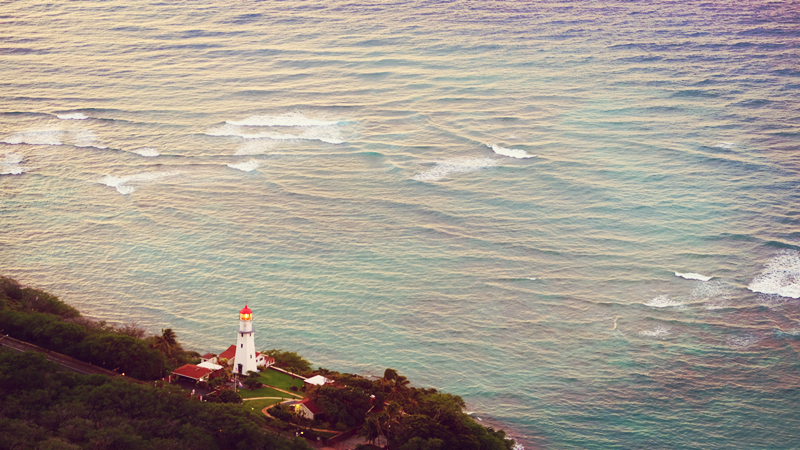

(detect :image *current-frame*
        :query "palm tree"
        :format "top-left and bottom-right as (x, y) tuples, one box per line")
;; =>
(151, 328), (178, 357)
(387, 374), (411, 402)
(360, 415), (383, 445)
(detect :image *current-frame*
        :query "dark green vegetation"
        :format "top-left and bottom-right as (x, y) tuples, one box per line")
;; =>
(1, 277), (515, 450)
(260, 349), (312, 374)
(0, 350), (311, 450)
(300, 368), (515, 450)
(0, 277), (197, 380)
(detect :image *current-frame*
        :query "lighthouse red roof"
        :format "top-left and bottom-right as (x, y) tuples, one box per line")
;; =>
(240, 305), (252, 314)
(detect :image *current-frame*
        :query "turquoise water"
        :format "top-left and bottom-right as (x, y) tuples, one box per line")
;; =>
(2, 1), (800, 448)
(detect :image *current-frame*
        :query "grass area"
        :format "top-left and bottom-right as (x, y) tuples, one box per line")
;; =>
(238, 385), (296, 399)
(243, 397), (285, 412)
(258, 367), (305, 391)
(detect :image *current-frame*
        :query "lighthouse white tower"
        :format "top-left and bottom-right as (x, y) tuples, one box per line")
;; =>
(233, 305), (257, 375)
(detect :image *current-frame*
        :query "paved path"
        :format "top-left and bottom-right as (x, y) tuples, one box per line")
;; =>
(262, 384), (304, 398)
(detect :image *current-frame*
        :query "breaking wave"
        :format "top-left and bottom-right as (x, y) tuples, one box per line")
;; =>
(675, 272), (712, 281)
(73, 129), (107, 149)
(640, 325), (670, 337)
(1, 153), (26, 175)
(748, 250), (800, 299)
(727, 333), (764, 348)
(487, 144), (536, 159)
(98, 171), (181, 195)
(227, 160), (261, 172)
(643, 294), (684, 308)
(2, 129), (64, 146)
(689, 281), (734, 310)
(227, 112), (339, 127)
(235, 139), (277, 155)
(132, 148), (160, 157)
(57, 112), (89, 120)
(206, 123), (344, 144)
(412, 158), (497, 181)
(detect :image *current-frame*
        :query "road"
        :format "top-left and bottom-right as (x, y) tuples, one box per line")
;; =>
(0, 333), (144, 383)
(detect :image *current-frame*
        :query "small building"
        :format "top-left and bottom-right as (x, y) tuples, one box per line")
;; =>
(304, 375), (332, 386)
(218, 345), (274, 372)
(172, 364), (214, 383)
(218, 345), (236, 366)
(197, 361), (224, 372)
(255, 352), (274, 368)
(200, 353), (218, 364)
(294, 398), (323, 421)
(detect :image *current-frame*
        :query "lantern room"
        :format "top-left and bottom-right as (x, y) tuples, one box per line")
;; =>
(240, 305), (252, 321)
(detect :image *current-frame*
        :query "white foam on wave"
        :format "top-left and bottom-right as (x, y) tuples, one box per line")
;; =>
(132, 148), (160, 157)
(1, 153), (26, 175)
(727, 333), (763, 348)
(690, 281), (734, 310)
(644, 294), (684, 308)
(98, 171), (180, 195)
(227, 112), (339, 127)
(487, 143), (536, 159)
(412, 158), (497, 181)
(639, 325), (670, 337)
(206, 123), (344, 145)
(675, 272), (713, 281)
(57, 113), (89, 120)
(73, 129), (108, 149)
(235, 139), (277, 155)
(748, 250), (800, 299)
(227, 159), (261, 172)
(2, 129), (64, 146)
(715, 142), (735, 149)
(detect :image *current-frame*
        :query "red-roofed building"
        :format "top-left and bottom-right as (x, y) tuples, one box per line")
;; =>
(172, 364), (214, 383)
(217, 345), (274, 371)
(200, 353), (218, 364)
(218, 344), (236, 363)
(255, 351), (274, 368)
(294, 398), (323, 421)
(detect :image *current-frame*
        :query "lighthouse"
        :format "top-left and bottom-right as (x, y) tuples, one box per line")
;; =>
(233, 305), (257, 375)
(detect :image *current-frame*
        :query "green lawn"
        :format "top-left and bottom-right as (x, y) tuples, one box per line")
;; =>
(243, 397), (285, 412)
(258, 368), (305, 391)
(238, 385), (295, 399)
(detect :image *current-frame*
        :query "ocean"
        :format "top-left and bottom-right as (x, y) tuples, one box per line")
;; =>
(2, 1), (800, 448)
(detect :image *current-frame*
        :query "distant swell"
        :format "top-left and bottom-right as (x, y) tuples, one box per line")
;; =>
(748, 250), (800, 299)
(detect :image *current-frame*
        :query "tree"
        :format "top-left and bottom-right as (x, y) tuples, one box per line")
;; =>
(382, 368), (411, 402)
(360, 415), (383, 445)
(262, 349), (312, 374)
(243, 371), (262, 390)
(151, 328), (179, 357)
(207, 390), (242, 404)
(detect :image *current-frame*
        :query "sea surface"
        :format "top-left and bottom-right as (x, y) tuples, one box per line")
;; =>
(2, 1), (800, 448)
